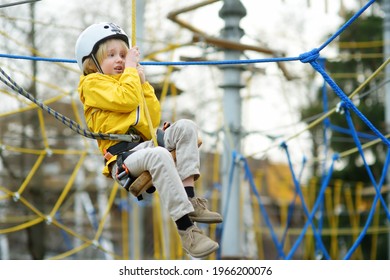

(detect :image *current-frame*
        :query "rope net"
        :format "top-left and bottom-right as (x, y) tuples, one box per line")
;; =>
(0, 0), (389, 260)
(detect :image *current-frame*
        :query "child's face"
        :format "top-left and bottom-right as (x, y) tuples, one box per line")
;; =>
(100, 39), (127, 75)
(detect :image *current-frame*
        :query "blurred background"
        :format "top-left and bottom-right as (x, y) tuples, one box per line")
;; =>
(0, 0), (389, 260)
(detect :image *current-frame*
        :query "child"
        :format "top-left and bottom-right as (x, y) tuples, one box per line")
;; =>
(75, 22), (222, 258)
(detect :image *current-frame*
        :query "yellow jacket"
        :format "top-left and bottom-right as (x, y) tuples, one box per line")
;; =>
(78, 67), (161, 176)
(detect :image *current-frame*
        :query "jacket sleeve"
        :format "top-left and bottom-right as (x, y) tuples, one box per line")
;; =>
(142, 82), (161, 128)
(82, 68), (143, 113)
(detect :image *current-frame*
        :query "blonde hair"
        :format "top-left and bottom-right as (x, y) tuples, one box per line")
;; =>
(82, 38), (128, 75)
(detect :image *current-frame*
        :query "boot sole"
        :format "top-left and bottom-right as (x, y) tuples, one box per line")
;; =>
(189, 216), (223, 224)
(184, 243), (219, 258)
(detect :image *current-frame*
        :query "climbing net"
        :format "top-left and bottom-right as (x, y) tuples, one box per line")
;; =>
(0, 0), (389, 260)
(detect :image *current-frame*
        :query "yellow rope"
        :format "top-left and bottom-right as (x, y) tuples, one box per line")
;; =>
(152, 193), (167, 259)
(49, 243), (91, 260)
(0, 189), (46, 233)
(133, 199), (141, 259)
(120, 189), (130, 259)
(142, 94), (159, 146)
(131, 0), (136, 47)
(144, 43), (189, 60)
(0, 217), (44, 234)
(132, 0), (158, 147)
(17, 152), (46, 195)
(337, 40), (384, 49)
(344, 187), (363, 259)
(50, 218), (121, 260)
(370, 202), (380, 259)
(1, 144), (43, 155)
(0, 142), (97, 157)
(0, 93), (70, 118)
(94, 182), (119, 241)
(159, 65), (174, 106)
(49, 153), (87, 217)
(71, 96), (92, 148)
(0, 185), (122, 259)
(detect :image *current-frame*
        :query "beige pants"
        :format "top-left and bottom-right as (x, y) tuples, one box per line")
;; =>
(111, 119), (200, 221)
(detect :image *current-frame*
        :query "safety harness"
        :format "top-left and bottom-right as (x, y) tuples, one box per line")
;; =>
(104, 123), (170, 199)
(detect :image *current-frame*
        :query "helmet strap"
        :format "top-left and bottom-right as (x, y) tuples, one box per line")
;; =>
(91, 53), (104, 74)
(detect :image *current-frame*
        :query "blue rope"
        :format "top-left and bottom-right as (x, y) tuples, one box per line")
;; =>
(343, 107), (390, 218)
(321, 59), (331, 168)
(0, 52), (300, 66)
(318, 59), (330, 258)
(297, 4), (383, 146)
(318, 0), (376, 52)
(280, 142), (331, 260)
(240, 154), (286, 258)
(216, 150), (286, 259)
(0, 53), (77, 63)
(343, 151), (390, 259)
(286, 153), (338, 260)
(215, 150), (239, 260)
(342, 107), (390, 259)
(303, 58), (390, 147)
(329, 123), (378, 141)
(280, 156), (306, 249)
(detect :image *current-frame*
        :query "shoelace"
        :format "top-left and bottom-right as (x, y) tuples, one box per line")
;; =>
(187, 226), (202, 245)
(193, 197), (208, 209)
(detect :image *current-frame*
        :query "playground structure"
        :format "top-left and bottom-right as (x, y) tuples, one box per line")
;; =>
(0, 0), (390, 260)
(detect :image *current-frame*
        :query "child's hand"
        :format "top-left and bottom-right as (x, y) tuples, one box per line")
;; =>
(125, 46), (140, 68)
(137, 64), (146, 84)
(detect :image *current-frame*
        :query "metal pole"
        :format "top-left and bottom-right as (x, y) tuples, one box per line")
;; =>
(383, 0), (390, 260)
(219, 0), (246, 259)
(128, 0), (147, 260)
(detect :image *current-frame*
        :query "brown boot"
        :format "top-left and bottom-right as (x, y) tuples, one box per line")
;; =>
(188, 197), (223, 223)
(178, 225), (219, 258)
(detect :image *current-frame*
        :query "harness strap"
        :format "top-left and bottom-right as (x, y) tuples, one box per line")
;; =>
(156, 128), (165, 147)
(116, 151), (156, 200)
(109, 141), (140, 155)
(104, 140), (141, 162)
(104, 124), (171, 198)
(116, 151), (136, 191)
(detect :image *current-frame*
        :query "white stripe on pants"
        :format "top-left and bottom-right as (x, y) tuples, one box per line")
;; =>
(111, 119), (199, 221)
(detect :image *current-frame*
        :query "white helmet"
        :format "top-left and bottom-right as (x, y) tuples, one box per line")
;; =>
(75, 22), (129, 71)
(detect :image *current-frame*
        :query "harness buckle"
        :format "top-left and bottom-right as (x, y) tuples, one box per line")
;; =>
(103, 149), (114, 161)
